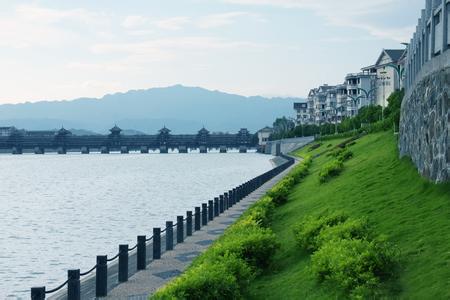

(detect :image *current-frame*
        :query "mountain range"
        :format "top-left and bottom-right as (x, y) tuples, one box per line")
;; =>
(0, 85), (300, 134)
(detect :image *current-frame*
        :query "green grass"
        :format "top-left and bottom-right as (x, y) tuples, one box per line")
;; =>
(247, 132), (450, 299)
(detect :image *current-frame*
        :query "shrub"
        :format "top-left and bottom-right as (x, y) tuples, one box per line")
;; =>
(337, 149), (353, 162)
(316, 217), (372, 248)
(308, 143), (322, 152)
(293, 212), (348, 251)
(243, 196), (275, 227)
(267, 180), (291, 206)
(318, 160), (344, 183)
(289, 165), (308, 184)
(327, 147), (345, 157)
(311, 238), (399, 297)
(212, 218), (280, 269)
(152, 256), (244, 299)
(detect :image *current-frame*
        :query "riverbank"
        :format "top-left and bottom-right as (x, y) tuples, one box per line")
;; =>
(247, 132), (450, 299)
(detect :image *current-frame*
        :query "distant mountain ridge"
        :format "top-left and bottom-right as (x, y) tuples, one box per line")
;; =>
(0, 85), (301, 134)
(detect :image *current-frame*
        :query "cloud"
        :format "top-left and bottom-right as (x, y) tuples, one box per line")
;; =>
(92, 36), (266, 55)
(155, 17), (191, 30)
(196, 12), (263, 28)
(0, 4), (106, 48)
(122, 15), (148, 29)
(221, 0), (414, 41)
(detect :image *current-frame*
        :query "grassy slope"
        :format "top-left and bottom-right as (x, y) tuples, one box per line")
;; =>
(247, 132), (450, 299)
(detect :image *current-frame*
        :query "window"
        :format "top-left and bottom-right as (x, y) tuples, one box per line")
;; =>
(448, 3), (450, 47)
(434, 11), (443, 55)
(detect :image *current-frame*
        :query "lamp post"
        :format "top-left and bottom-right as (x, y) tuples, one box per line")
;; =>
(347, 95), (364, 130)
(357, 87), (377, 106)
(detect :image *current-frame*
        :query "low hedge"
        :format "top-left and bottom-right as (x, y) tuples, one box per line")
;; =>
(318, 160), (344, 183)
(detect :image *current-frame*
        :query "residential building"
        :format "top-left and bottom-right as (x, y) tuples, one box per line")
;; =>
(335, 84), (348, 122)
(293, 102), (309, 125)
(362, 49), (406, 107)
(313, 85), (336, 124)
(258, 126), (274, 153)
(325, 87), (337, 123)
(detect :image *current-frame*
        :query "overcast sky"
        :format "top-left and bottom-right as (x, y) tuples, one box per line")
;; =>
(0, 0), (424, 103)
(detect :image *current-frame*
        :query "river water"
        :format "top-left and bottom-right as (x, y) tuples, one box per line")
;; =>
(0, 152), (274, 299)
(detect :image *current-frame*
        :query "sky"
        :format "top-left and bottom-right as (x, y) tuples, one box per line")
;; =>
(0, 0), (425, 103)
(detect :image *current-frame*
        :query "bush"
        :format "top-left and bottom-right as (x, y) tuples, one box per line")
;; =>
(337, 149), (353, 162)
(267, 180), (291, 206)
(212, 218), (280, 269)
(316, 217), (372, 248)
(152, 255), (245, 299)
(318, 160), (344, 183)
(308, 143), (322, 152)
(311, 238), (399, 297)
(243, 196), (275, 227)
(293, 212), (348, 251)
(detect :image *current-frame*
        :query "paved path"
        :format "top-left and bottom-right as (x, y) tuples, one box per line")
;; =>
(102, 161), (297, 300)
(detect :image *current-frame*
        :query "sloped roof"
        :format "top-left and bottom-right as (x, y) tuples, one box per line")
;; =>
(159, 126), (171, 134)
(375, 49), (406, 66)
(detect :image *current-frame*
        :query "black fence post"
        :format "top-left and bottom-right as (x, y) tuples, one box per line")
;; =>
(31, 287), (45, 300)
(153, 228), (161, 259)
(96, 256), (107, 297)
(208, 200), (214, 221)
(224, 193), (229, 210)
(194, 208), (201, 231)
(202, 203), (208, 225)
(166, 221), (174, 250)
(229, 190), (234, 206)
(177, 216), (184, 243)
(67, 269), (80, 300)
(119, 245), (128, 283)
(214, 197), (219, 216)
(219, 195), (224, 213)
(137, 235), (146, 270)
(187, 211), (193, 236)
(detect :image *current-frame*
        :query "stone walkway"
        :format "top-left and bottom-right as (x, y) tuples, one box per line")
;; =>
(102, 161), (297, 300)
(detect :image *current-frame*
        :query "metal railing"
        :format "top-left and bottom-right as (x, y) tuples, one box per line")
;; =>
(30, 155), (295, 299)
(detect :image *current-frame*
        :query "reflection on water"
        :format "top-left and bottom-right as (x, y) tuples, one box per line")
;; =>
(0, 152), (273, 299)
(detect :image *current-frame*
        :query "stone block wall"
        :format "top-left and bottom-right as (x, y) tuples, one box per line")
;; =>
(399, 64), (449, 182)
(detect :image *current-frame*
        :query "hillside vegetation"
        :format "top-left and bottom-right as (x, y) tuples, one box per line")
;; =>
(247, 132), (450, 299)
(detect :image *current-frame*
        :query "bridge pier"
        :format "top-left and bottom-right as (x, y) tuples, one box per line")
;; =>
(12, 147), (22, 155)
(81, 147), (90, 154)
(199, 146), (207, 154)
(239, 146), (248, 153)
(160, 146), (168, 154)
(57, 147), (67, 154)
(121, 146), (129, 154)
(101, 146), (109, 154)
(34, 147), (44, 155)
(178, 146), (188, 153)
(140, 146), (149, 154)
(220, 146), (227, 153)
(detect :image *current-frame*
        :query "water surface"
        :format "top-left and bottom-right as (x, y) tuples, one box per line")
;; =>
(0, 152), (273, 299)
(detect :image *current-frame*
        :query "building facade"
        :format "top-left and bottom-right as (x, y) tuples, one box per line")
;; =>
(363, 49), (406, 107)
(293, 102), (309, 125)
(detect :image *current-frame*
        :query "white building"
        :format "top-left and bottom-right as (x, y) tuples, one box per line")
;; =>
(293, 102), (310, 125)
(257, 127), (273, 146)
(345, 71), (377, 116)
(362, 49), (406, 107)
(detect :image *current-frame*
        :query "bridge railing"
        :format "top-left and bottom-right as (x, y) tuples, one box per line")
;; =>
(30, 155), (295, 300)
